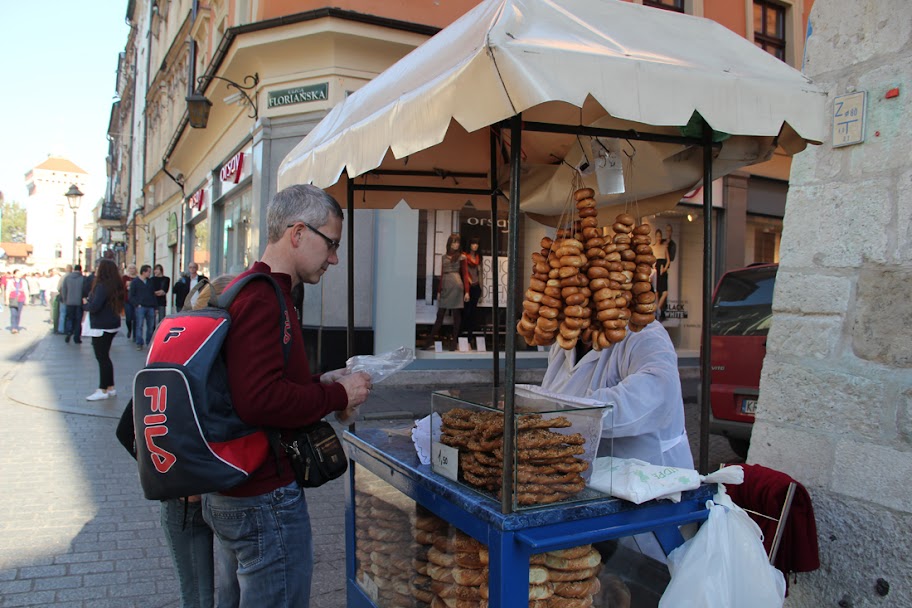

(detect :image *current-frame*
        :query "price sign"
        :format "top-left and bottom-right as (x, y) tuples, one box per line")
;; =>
(359, 572), (379, 602)
(431, 441), (459, 481)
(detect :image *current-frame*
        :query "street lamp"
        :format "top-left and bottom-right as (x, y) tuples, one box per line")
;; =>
(65, 184), (84, 266)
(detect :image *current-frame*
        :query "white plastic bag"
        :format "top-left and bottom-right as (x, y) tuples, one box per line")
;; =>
(345, 346), (415, 384)
(659, 487), (786, 608)
(588, 457), (744, 504)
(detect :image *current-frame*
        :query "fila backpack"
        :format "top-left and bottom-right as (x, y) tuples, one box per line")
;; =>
(129, 272), (289, 501)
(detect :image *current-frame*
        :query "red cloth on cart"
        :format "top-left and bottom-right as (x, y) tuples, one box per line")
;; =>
(725, 464), (820, 581)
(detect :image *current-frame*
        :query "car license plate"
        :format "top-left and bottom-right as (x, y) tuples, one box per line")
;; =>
(741, 398), (758, 415)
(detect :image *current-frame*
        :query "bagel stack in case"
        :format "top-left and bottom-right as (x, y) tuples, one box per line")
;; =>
(412, 507), (448, 607)
(439, 408), (589, 506)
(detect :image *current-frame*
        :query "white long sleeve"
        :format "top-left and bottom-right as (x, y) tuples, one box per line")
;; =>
(540, 322), (692, 468)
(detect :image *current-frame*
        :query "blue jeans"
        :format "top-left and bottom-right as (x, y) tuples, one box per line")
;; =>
(135, 305), (156, 346)
(202, 482), (313, 608)
(124, 301), (135, 337)
(9, 304), (22, 331)
(161, 499), (215, 608)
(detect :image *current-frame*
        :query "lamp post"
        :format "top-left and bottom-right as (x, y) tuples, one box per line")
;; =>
(65, 185), (84, 266)
(76, 236), (83, 267)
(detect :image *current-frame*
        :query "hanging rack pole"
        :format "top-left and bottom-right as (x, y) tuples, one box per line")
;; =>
(351, 184), (492, 196)
(501, 114), (523, 514)
(489, 127), (501, 387)
(518, 120), (712, 147)
(699, 120), (714, 474)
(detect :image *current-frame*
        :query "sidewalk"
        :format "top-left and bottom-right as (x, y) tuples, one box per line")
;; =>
(0, 306), (439, 608)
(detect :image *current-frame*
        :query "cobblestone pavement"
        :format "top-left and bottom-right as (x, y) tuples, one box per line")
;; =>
(0, 304), (739, 607)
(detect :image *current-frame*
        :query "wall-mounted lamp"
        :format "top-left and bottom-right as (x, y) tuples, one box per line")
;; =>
(686, 213), (694, 222)
(186, 73), (259, 129)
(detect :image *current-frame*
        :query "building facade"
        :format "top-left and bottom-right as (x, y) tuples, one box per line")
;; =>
(107, 0), (814, 373)
(24, 156), (90, 271)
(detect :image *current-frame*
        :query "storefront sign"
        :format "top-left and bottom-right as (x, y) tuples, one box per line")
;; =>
(466, 216), (509, 232)
(189, 189), (205, 212)
(267, 83), (329, 109)
(220, 152), (245, 184)
(167, 213), (178, 247)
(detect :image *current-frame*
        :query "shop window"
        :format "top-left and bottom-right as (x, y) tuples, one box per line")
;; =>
(190, 217), (210, 277)
(643, 0), (685, 12)
(753, 0), (786, 61)
(753, 231), (777, 264)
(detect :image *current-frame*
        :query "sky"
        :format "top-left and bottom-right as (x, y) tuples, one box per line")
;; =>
(0, 1), (130, 208)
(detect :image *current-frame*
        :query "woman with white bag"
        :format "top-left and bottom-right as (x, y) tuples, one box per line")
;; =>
(82, 260), (125, 401)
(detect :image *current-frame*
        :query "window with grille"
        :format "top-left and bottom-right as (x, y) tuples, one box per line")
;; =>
(643, 0), (685, 12)
(754, 0), (786, 60)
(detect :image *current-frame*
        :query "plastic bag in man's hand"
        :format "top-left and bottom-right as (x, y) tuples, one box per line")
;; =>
(658, 486), (785, 608)
(345, 346), (415, 384)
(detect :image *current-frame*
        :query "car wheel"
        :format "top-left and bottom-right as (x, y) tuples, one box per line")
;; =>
(728, 438), (750, 459)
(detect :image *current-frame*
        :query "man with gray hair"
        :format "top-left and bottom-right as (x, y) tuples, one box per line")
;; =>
(202, 184), (371, 607)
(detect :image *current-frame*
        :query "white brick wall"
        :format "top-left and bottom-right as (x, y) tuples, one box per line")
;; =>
(750, 1), (912, 605)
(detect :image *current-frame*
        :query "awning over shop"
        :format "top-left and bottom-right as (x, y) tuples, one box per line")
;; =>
(278, 0), (826, 217)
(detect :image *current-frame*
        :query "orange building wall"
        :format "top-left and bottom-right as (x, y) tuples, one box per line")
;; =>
(704, 0), (748, 36)
(256, 0), (482, 29)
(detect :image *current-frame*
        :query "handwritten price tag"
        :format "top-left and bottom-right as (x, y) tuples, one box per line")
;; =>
(431, 441), (459, 481)
(359, 572), (379, 602)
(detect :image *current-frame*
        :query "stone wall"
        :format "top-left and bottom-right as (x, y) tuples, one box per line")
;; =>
(750, 1), (912, 606)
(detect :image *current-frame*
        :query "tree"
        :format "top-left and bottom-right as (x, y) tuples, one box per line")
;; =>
(0, 200), (27, 243)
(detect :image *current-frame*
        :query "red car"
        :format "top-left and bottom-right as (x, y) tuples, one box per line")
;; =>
(707, 263), (778, 458)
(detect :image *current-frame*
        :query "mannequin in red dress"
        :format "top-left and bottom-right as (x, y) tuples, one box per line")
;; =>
(460, 238), (483, 346)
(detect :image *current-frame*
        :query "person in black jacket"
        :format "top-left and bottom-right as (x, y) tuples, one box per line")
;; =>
(151, 264), (171, 325)
(129, 265), (158, 350)
(83, 260), (125, 401)
(172, 262), (209, 312)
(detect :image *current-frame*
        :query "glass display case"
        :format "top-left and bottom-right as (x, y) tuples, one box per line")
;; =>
(429, 386), (613, 510)
(344, 426), (714, 608)
(352, 465), (679, 608)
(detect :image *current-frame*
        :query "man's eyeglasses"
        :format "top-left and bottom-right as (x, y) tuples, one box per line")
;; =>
(288, 221), (341, 252)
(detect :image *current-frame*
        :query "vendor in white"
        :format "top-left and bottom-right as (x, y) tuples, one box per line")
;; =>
(540, 321), (692, 469)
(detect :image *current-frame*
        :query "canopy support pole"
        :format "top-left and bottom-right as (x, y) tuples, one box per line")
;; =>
(347, 175), (355, 360)
(699, 121), (714, 474)
(501, 114), (522, 514)
(489, 127), (501, 387)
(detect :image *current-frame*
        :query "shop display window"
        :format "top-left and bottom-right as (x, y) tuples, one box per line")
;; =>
(429, 387), (613, 511)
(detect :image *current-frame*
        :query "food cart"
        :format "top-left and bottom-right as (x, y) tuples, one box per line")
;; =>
(278, 1), (825, 605)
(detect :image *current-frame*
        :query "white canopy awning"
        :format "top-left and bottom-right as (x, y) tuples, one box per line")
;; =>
(278, 0), (826, 216)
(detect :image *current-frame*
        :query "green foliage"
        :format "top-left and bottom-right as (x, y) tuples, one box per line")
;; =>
(1, 201), (27, 243)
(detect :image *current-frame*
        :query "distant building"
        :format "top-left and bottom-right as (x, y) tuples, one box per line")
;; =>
(24, 156), (88, 270)
(0, 242), (33, 266)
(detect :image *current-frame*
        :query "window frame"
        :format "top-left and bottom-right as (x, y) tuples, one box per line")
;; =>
(643, 0), (685, 12)
(753, 0), (787, 61)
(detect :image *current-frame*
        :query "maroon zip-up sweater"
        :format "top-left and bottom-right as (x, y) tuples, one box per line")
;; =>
(222, 261), (348, 496)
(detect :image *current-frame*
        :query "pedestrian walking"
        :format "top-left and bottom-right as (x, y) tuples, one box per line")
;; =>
(123, 263), (138, 339)
(128, 264), (157, 350)
(60, 265), (86, 344)
(7, 269), (29, 334)
(151, 264), (171, 325)
(83, 259), (125, 401)
(172, 263), (208, 311)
